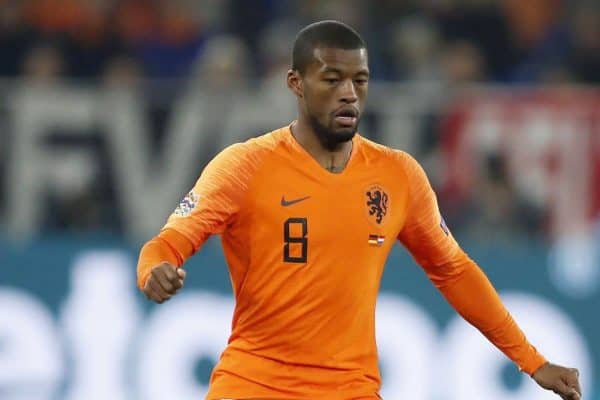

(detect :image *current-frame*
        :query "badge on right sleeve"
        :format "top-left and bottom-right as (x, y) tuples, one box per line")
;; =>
(174, 190), (200, 217)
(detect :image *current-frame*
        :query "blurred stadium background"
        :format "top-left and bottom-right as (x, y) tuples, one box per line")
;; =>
(0, 0), (598, 399)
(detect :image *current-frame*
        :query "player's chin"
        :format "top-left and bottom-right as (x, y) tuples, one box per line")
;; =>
(332, 125), (357, 141)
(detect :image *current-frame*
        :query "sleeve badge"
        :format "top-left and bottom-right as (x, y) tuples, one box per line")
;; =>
(174, 190), (200, 217)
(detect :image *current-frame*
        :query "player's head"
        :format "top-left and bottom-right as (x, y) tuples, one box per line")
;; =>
(287, 20), (369, 150)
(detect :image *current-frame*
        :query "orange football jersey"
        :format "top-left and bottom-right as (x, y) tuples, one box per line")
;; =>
(138, 125), (546, 399)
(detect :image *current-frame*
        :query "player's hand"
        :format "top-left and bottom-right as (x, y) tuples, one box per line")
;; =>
(532, 362), (581, 400)
(142, 263), (186, 304)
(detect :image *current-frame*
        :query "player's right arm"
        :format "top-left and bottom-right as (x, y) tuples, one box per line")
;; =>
(137, 142), (256, 303)
(137, 229), (193, 303)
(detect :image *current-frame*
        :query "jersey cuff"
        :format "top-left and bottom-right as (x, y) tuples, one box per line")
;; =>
(519, 349), (547, 376)
(136, 233), (186, 290)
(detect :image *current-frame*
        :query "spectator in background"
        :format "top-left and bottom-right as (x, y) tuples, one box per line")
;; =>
(22, 43), (66, 84)
(465, 154), (546, 242)
(114, 0), (158, 44)
(189, 34), (251, 93)
(302, 0), (366, 31)
(23, 0), (108, 78)
(60, 0), (122, 80)
(0, 0), (37, 77)
(502, 0), (571, 83)
(186, 34), (253, 152)
(227, 0), (279, 56)
(133, 0), (219, 79)
(252, 20), (300, 135)
(365, 0), (415, 33)
(440, 40), (486, 86)
(569, 1), (600, 84)
(427, 0), (517, 81)
(102, 54), (143, 89)
(419, 40), (487, 234)
(388, 16), (441, 82)
(257, 19), (300, 90)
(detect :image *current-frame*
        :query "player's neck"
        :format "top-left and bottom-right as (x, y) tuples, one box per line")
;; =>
(290, 119), (353, 173)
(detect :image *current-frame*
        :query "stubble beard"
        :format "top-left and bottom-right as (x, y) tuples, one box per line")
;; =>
(307, 111), (357, 152)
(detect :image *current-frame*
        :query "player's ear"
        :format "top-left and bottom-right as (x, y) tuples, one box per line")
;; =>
(287, 69), (303, 98)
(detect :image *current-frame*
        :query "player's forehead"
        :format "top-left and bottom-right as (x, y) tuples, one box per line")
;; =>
(309, 47), (369, 75)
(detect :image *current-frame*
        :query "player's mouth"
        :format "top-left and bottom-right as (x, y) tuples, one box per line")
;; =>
(333, 107), (359, 127)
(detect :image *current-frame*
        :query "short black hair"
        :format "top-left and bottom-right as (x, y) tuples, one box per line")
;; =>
(292, 20), (366, 74)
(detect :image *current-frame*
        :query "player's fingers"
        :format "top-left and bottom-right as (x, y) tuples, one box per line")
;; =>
(174, 278), (184, 292)
(149, 277), (171, 302)
(167, 268), (184, 290)
(175, 268), (185, 293)
(554, 379), (580, 400)
(565, 369), (582, 399)
(142, 278), (156, 298)
(560, 395), (579, 400)
(162, 264), (181, 285)
(152, 267), (176, 293)
(567, 382), (582, 400)
(566, 391), (581, 400)
(143, 283), (163, 303)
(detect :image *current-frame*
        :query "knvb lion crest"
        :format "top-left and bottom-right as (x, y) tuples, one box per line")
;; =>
(365, 185), (389, 225)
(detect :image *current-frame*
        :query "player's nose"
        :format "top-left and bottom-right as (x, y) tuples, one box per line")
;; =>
(338, 79), (358, 103)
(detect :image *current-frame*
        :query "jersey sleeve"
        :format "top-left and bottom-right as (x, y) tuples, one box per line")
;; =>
(136, 142), (257, 289)
(162, 142), (256, 250)
(397, 152), (546, 375)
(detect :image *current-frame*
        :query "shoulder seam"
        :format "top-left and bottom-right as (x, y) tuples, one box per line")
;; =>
(231, 133), (285, 223)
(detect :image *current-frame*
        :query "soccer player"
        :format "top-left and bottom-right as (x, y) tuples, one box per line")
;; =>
(137, 20), (582, 400)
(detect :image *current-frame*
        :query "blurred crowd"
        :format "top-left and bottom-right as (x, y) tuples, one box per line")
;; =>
(0, 0), (598, 241)
(0, 0), (598, 85)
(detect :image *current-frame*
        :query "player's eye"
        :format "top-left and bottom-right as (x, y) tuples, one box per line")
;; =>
(324, 78), (339, 84)
(354, 79), (368, 85)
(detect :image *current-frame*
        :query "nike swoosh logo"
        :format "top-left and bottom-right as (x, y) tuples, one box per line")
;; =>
(281, 195), (311, 207)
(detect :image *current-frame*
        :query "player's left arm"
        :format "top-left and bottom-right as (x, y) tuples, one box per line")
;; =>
(396, 152), (581, 399)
